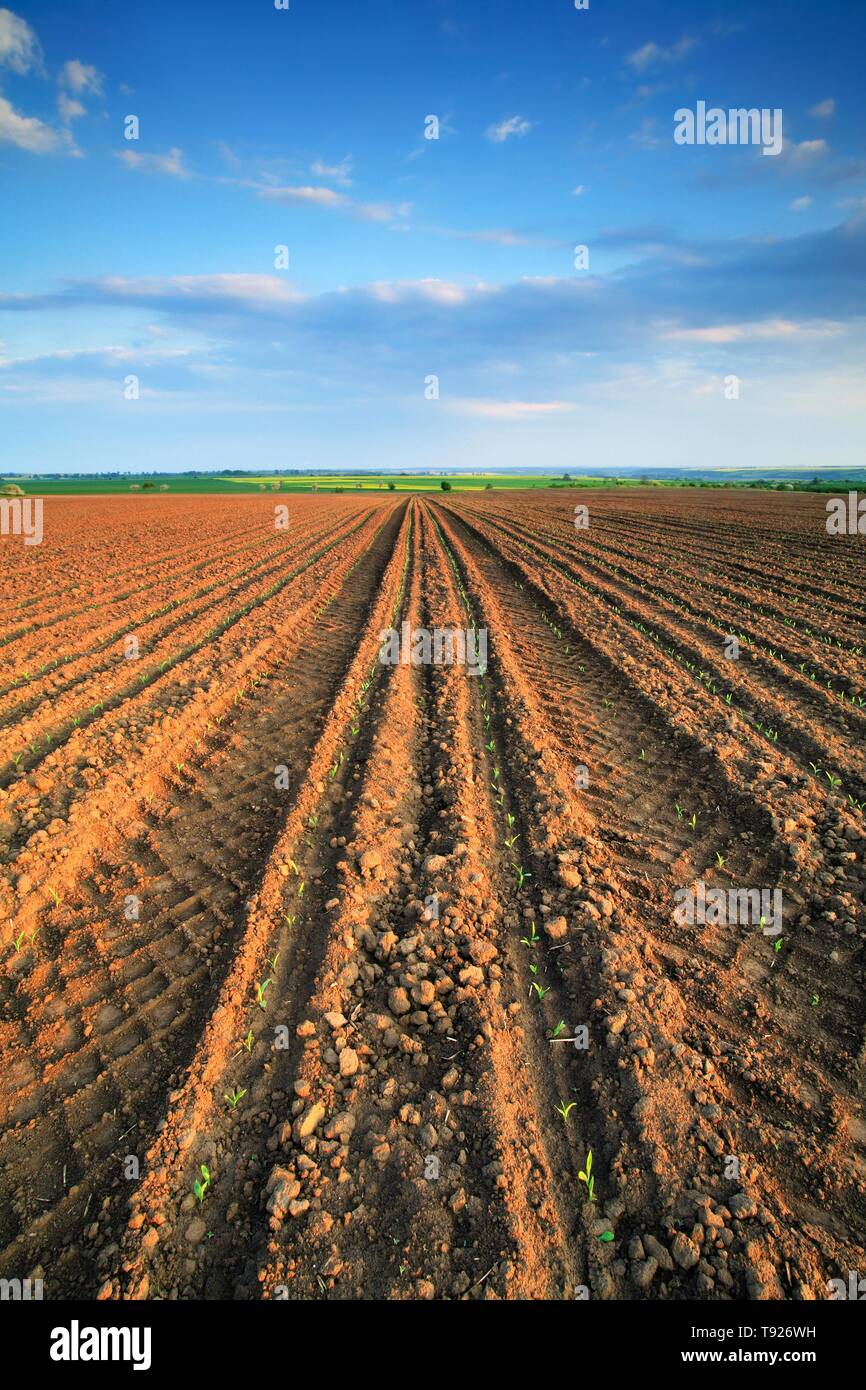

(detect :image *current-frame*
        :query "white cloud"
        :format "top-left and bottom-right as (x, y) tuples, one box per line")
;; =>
(366, 278), (473, 306)
(260, 184), (347, 209)
(0, 93), (59, 152)
(0, 8), (41, 74)
(661, 318), (842, 344)
(116, 147), (188, 177)
(626, 36), (697, 72)
(572, 184), (587, 196)
(451, 398), (576, 419)
(258, 184), (410, 221)
(485, 115), (532, 143)
(354, 199), (411, 223)
(789, 138), (829, 159)
(790, 196), (813, 212)
(91, 273), (307, 310)
(775, 138), (831, 170)
(58, 91), (86, 124)
(59, 59), (103, 95)
(311, 157), (352, 186)
(808, 98), (835, 120)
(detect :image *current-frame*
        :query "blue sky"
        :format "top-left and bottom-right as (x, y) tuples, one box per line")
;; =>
(1, 0), (865, 474)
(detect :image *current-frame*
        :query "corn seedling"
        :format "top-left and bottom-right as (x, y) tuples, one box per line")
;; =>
(555, 1100), (576, 1121)
(255, 978), (272, 1010)
(515, 865), (531, 890)
(194, 1164), (211, 1205)
(578, 1151), (596, 1203)
(242, 1028), (253, 1053)
(715, 852), (726, 868)
(225, 1087), (246, 1109)
(550, 1019), (566, 1040)
(520, 922), (539, 947)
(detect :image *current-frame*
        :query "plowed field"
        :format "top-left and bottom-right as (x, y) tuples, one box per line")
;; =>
(1, 489), (864, 1301)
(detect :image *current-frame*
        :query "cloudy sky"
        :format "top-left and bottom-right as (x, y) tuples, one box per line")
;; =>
(1, 0), (865, 474)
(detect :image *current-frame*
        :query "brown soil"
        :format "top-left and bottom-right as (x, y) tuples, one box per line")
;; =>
(1, 489), (863, 1301)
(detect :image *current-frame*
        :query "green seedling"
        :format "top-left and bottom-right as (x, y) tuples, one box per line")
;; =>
(550, 1020), (566, 1040)
(241, 1028), (253, 1053)
(194, 1164), (211, 1205)
(555, 1101), (576, 1122)
(266, 952), (280, 972)
(773, 938), (784, 954)
(485, 741), (495, 753)
(674, 803), (684, 820)
(515, 866), (531, 891)
(578, 1151), (596, 1203)
(715, 852), (726, 868)
(688, 813), (698, 831)
(11, 929), (25, 953)
(506, 814), (516, 828)
(504, 835), (519, 850)
(520, 922), (539, 947)
(825, 771), (841, 791)
(531, 981), (550, 1001)
(46, 886), (62, 908)
(225, 1087), (246, 1109)
(639, 748), (646, 761)
(255, 978), (272, 1010)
